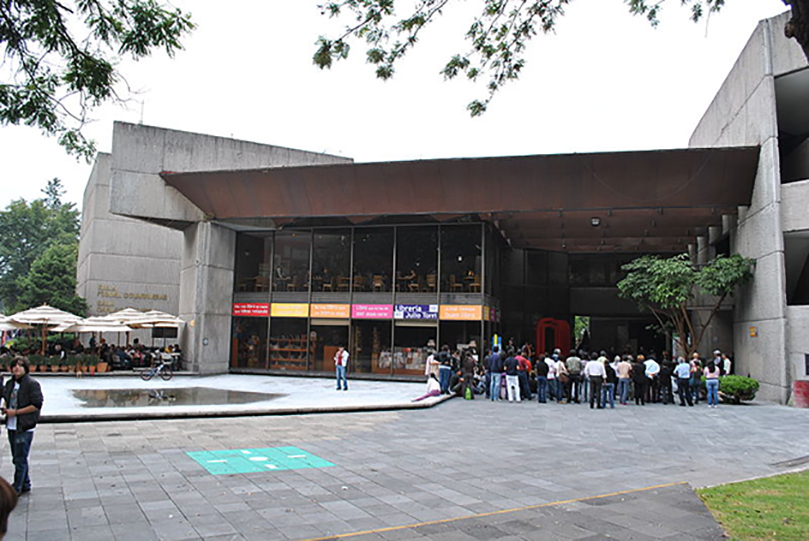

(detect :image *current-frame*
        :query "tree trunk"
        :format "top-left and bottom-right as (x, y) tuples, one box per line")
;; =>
(785, 0), (809, 61)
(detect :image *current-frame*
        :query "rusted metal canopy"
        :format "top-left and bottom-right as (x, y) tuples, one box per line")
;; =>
(161, 146), (758, 253)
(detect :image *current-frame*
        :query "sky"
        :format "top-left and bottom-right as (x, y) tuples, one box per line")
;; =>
(0, 0), (791, 210)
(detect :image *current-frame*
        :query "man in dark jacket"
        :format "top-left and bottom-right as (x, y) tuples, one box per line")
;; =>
(3, 358), (43, 495)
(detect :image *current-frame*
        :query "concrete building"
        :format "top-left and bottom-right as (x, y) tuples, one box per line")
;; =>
(79, 12), (808, 403)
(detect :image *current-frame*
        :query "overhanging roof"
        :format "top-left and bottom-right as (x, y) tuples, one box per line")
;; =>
(161, 146), (759, 253)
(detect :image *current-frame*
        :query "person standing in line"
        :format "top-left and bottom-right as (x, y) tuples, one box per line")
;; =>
(503, 352), (521, 403)
(689, 353), (703, 404)
(721, 353), (732, 376)
(565, 350), (583, 404)
(3, 358), (43, 495)
(616, 355), (632, 405)
(712, 350), (724, 375)
(704, 359), (721, 408)
(535, 353), (549, 404)
(583, 353), (605, 409)
(461, 350), (477, 399)
(644, 354), (661, 403)
(601, 353), (617, 409)
(334, 346), (349, 391)
(487, 347), (504, 402)
(516, 349), (532, 401)
(555, 355), (570, 403)
(437, 345), (453, 394)
(631, 355), (647, 406)
(659, 356), (675, 405)
(546, 353), (557, 402)
(674, 356), (694, 406)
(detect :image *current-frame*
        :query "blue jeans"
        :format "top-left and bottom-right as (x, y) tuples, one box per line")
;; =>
(489, 372), (502, 401)
(706, 378), (719, 406)
(439, 366), (452, 393)
(335, 365), (348, 389)
(618, 378), (630, 404)
(690, 377), (701, 403)
(536, 376), (548, 403)
(601, 382), (615, 408)
(8, 429), (33, 493)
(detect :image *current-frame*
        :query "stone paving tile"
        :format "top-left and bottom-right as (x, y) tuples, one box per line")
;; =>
(2, 395), (809, 539)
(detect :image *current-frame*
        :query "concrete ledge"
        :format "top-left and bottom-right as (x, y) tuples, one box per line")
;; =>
(40, 393), (453, 424)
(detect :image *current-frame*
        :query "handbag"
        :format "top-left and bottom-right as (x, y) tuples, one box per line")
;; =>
(558, 372), (570, 384)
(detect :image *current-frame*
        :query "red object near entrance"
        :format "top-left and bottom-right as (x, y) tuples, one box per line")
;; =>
(793, 380), (809, 408)
(536, 318), (571, 355)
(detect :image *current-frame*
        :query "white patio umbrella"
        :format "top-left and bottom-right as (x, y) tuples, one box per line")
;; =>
(0, 314), (32, 332)
(8, 304), (83, 354)
(129, 310), (183, 347)
(103, 308), (148, 346)
(57, 317), (134, 333)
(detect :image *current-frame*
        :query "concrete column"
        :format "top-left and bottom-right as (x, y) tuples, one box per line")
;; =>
(688, 243), (697, 263)
(179, 221), (236, 374)
(696, 236), (709, 266)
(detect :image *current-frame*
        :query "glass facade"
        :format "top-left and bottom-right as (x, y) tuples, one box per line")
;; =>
(230, 223), (493, 375)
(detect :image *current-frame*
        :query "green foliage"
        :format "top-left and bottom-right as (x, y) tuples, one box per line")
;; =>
(16, 243), (87, 316)
(698, 470), (809, 541)
(617, 253), (755, 356)
(0, 179), (81, 311)
(314, 0), (737, 115)
(719, 374), (759, 403)
(0, 0), (194, 159)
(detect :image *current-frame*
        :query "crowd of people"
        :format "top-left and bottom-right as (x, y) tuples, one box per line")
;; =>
(421, 343), (733, 409)
(0, 336), (182, 371)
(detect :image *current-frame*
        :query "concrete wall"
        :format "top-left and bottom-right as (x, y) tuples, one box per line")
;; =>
(787, 306), (809, 396)
(102, 122), (353, 372)
(689, 12), (809, 403)
(77, 152), (182, 320)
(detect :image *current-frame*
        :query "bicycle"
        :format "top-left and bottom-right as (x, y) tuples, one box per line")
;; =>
(140, 359), (173, 381)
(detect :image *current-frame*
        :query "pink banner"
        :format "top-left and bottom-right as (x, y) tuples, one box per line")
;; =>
(352, 304), (393, 319)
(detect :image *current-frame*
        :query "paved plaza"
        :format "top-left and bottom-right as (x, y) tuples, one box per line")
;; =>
(2, 376), (809, 540)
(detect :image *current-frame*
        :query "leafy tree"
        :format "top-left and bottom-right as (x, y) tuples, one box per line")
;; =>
(0, 0), (195, 160)
(0, 179), (80, 311)
(16, 242), (86, 315)
(315, 0), (808, 116)
(617, 253), (755, 357)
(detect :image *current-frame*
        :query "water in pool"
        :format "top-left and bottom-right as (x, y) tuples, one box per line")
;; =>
(72, 387), (285, 407)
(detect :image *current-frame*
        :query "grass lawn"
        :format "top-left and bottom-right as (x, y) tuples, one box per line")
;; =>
(698, 470), (809, 540)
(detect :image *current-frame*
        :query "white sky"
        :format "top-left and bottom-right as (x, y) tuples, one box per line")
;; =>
(0, 0), (790, 210)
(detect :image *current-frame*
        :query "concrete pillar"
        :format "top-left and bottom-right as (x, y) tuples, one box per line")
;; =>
(688, 243), (697, 263)
(696, 236), (709, 266)
(179, 221), (236, 374)
(708, 226), (722, 246)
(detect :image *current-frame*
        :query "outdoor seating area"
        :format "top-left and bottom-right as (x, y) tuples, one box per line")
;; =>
(0, 305), (184, 372)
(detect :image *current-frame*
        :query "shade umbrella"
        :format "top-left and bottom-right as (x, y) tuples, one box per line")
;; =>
(58, 317), (134, 333)
(129, 310), (183, 348)
(0, 314), (32, 332)
(8, 304), (83, 354)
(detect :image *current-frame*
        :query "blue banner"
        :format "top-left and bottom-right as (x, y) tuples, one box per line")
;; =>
(394, 304), (438, 320)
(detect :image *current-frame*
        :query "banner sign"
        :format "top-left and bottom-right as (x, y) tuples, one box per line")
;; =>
(232, 303), (270, 317)
(271, 303), (309, 318)
(311, 304), (351, 318)
(439, 305), (483, 321)
(352, 304), (393, 319)
(394, 304), (438, 320)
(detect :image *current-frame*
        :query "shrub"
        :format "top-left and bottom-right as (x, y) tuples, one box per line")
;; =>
(719, 375), (760, 404)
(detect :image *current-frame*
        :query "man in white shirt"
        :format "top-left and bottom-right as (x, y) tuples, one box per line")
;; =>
(644, 355), (661, 403)
(334, 347), (349, 391)
(583, 356), (606, 409)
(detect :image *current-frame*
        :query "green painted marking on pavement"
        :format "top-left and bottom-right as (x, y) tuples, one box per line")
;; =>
(187, 446), (334, 475)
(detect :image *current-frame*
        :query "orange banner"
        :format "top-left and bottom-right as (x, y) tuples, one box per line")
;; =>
(310, 304), (350, 318)
(439, 305), (483, 321)
(270, 303), (309, 318)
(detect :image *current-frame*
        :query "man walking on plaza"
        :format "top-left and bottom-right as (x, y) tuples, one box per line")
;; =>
(565, 350), (583, 403)
(334, 346), (349, 390)
(675, 356), (694, 407)
(616, 355), (632, 405)
(503, 351), (521, 402)
(535, 353), (549, 403)
(3, 358), (43, 495)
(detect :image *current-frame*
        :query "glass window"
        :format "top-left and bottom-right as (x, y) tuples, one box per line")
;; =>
(312, 229), (351, 293)
(440, 225), (483, 293)
(353, 227), (394, 292)
(395, 226), (438, 292)
(351, 320), (391, 374)
(231, 317), (268, 369)
(268, 318), (309, 371)
(438, 321), (481, 357)
(310, 324), (349, 372)
(234, 233), (272, 293)
(273, 231), (311, 293)
(392, 324), (436, 375)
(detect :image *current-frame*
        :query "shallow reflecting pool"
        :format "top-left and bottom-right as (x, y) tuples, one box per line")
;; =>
(72, 387), (285, 407)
